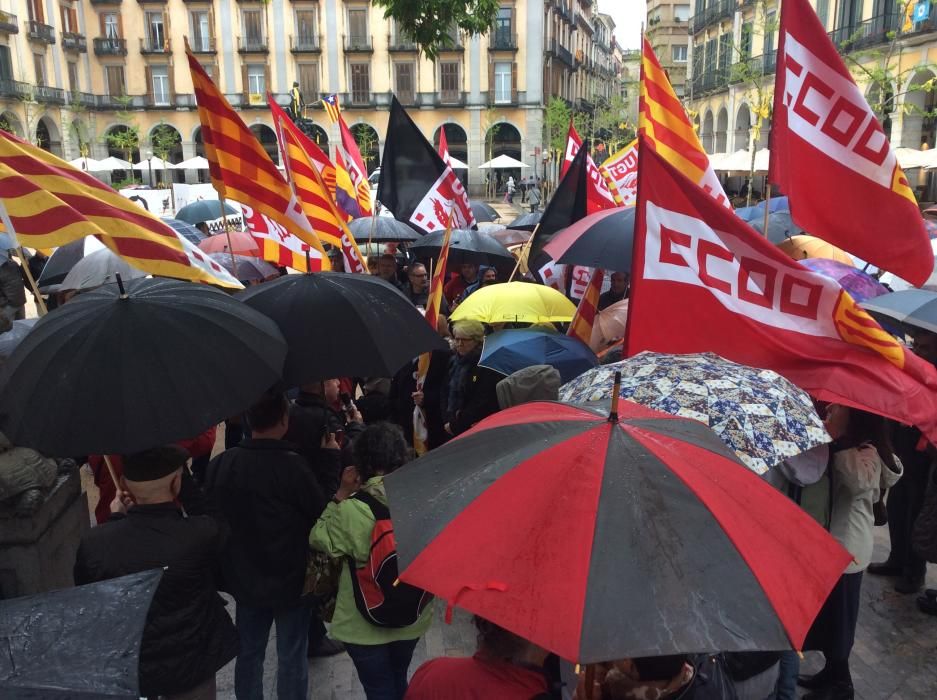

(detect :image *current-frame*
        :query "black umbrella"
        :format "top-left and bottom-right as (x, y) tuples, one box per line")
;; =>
(860, 289), (937, 334)
(543, 207), (635, 272)
(36, 237), (109, 290)
(174, 200), (239, 226)
(347, 216), (422, 243)
(238, 272), (448, 386)
(470, 200), (500, 223)
(409, 229), (515, 269)
(0, 277), (287, 455)
(0, 569), (162, 698)
(208, 253), (280, 282)
(507, 211), (542, 231)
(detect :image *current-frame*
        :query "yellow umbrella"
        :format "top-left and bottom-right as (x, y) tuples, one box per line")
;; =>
(776, 235), (855, 266)
(450, 282), (577, 323)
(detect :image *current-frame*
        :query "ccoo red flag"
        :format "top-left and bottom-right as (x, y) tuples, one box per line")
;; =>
(771, 0), (932, 285)
(560, 122), (620, 211)
(628, 142), (937, 445)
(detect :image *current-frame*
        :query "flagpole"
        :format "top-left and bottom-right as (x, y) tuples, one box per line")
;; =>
(508, 222), (539, 282)
(219, 195), (237, 271)
(14, 246), (47, 316)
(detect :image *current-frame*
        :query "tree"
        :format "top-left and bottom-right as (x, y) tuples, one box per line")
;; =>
(482, 107), (502, 198)
(350, 123), (379, 172)
(105, 95), (141, 186)
(373, 0), (499, 60)
(150, 123), (181, 186)
(67, 93), (91, 158)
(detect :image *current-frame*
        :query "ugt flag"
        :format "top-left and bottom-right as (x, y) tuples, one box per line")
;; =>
(560, 122), (620, 210)
(628, 143), (937, 445)
(771, 0), (932, 286)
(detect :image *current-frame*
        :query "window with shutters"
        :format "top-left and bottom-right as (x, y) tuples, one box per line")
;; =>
(494, 6), (512, 48)
(440, 61), (459, 102)
(151, 66), (170, 105)
(104, 13), (119, 38)
(295, 8), (318, 48)
(145, 11), (166, 52)
(106, 65), (125, 96)
(493, 61), (511, 103)
(297, 62), (319, 100)
(60, 5), (78, 33)
(27, 0), (43, 23)
(350, 63), (370, 103)
(739, 22), (752, 59)
(67, 62), (79, 92)
(33, 53), (45, 86)
(247, 64), (265, 95)
(394, 62), (414, 103)
(190, 11), (212, 52)
(815, 0), (829, 27)
(704, 38), (716, 76)
(242, 9), (264, 48)
(718, 33), (731, 76)
(0, 46), (12, 81)
(347, 6), (368, 45)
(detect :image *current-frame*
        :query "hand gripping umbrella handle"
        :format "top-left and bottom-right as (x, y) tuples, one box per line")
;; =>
(609, 371), (621, 423)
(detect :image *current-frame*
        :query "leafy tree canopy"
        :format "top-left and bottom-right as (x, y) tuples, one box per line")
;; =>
(373, 0), (500, 60)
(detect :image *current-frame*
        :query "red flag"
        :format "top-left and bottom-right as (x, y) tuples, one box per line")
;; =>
(437, 127), (452, 168)
(568, 268), (604, 345)
(560, 122), (619, 212)
(771, 0), (932, 286)
(628, 141), (937, 444)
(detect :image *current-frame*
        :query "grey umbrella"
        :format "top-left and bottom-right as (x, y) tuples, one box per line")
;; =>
(860, 289), (937, 334)
(60, 249), (147, 292)
(347, 216), (421, 243)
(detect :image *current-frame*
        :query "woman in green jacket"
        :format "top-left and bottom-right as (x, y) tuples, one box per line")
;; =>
(310, 423), (432, 700)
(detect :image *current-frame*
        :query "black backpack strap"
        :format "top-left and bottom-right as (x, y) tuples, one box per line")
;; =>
(351, 490), (391, 521)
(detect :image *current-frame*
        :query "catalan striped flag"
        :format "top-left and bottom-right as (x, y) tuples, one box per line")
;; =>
(639, 38), (729, 207)
(274, 114), (368, 273)
(268, 97), (338, 203)
(567, 268), (604, 346)
(0, 130), (239, 287)
(185, 46), (329, 266)
(337, 116), (373, 217)
(322, 94), (341, 124)
(414, 209), (454, 455)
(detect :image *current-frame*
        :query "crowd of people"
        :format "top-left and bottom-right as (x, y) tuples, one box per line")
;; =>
(1, 237), (934, 700)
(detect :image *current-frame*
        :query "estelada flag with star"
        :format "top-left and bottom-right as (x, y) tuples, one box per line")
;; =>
(560, 121), (621, 210)
(771, 0), (932, 285)
(377, 96), (476, 232)
(627, 141), (937, 444)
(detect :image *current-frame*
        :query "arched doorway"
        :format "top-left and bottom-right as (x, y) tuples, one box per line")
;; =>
(105, 124), (140, 183)
(250, 123), (279, 165)
(36, 116), (62, 156)
(149, 124), (184, 184)
(434, 122), (468, 186)
(0, 111), (23, 138)
(485, 122), (522, 195)
(700, 110), (714, 154)
(350, 123), (380, 173)
(903, 70), (936, 148)
(297, 119), (329, 150)
(734, 103), (751, 152)
(193, 126), (204, 158)
(715, 107), (728, 153)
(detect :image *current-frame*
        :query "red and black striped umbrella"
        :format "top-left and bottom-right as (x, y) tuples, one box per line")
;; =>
(385, 399), (851, 664)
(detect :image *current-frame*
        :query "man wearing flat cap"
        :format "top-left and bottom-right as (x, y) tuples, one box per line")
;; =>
(75, 446), (238, 700)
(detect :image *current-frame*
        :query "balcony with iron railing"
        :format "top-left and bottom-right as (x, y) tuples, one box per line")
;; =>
(291, 33), (321, 52)
(140, 36), (171, 53)
(0, 78), (32, 99)
(344, 89), (375, 106)
(62, 31), (87, 52)
(438, 90), (466, 106)
(238, 36), (268, 52)
(68, 91), (97, 108)
(388, 32), (417, 51)
(552, 38), (574, 66)
(89, 0), (121, 4)
(137, 0), (168, 4)
(828, 14), (902, 51)
(489, 30), (518, 50)
(144, 93), (174, 108)
(34, 85), (66, 104)
(727, 50), (777, 84)
(690, 0), (736, 35)
(187, 35), (216, 53)
(94, 37), (127, 55)
(344, 34), (373, 52)
(0, 11), (18, 34)
(26, 20), (55, 44)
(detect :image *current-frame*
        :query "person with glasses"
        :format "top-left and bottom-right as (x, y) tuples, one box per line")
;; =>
(444, 320), (501, 437)
(402, 262), (449, 315)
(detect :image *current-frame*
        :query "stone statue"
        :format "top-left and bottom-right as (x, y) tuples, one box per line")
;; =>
(0, 433), (74, 517)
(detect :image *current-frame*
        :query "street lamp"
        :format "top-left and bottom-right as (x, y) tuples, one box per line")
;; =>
(145, 147), (154, 187)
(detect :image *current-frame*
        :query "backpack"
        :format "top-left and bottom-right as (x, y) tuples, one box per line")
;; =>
(347, 491), (433, 627)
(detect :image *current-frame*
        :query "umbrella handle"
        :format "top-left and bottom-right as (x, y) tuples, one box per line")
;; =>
(584, 665), (597, 700)
(103, 455), (121, 490)
(608, 371), (621, 423)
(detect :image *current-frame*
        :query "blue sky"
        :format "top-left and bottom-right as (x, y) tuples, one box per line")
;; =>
(605, 2), (646, 49)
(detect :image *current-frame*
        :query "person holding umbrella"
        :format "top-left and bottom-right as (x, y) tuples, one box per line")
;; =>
(598, 272), (629, 311)
(443, 263), (479, 306)
(444, 320), (501, 437)
(74, 446), (239, 700)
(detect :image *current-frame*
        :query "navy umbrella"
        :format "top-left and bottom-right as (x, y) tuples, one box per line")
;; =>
(174, 200), (239, 226)
(543, 207), (634, 272)
(480, 328), (598, 383)
(409, 229), (515, 269)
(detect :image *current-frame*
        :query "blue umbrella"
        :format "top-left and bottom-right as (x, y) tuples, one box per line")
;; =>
(479, 329), (598, 383)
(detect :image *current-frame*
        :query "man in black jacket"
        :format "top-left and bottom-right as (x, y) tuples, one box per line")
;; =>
(204, 390), (327, 699)
(74, 446), (238, 700)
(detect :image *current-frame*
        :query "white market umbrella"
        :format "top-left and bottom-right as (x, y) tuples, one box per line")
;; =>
(715, 149), (770, 174)
(94, 156), (133, 171)
(478, 154), (530, 169)
(172, 156), (210, 170)
(447, 155), (469, 169)
(67, 156), (102, 172)
(132, 157), (172, 171)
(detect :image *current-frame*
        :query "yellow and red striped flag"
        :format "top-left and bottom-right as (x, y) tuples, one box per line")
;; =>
(639, 38), (729, 207)
(567, 268), (604, 346)
(414, 209), (454, 455)
(185, 46), (329, 267)
(322, 94), (341, 124)
(274, 114), (368, 273)
(268, 97), (338, 204)
(0, 131), (239, 287)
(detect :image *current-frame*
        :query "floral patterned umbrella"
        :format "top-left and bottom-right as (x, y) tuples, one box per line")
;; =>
(559, 352), (829, 473)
